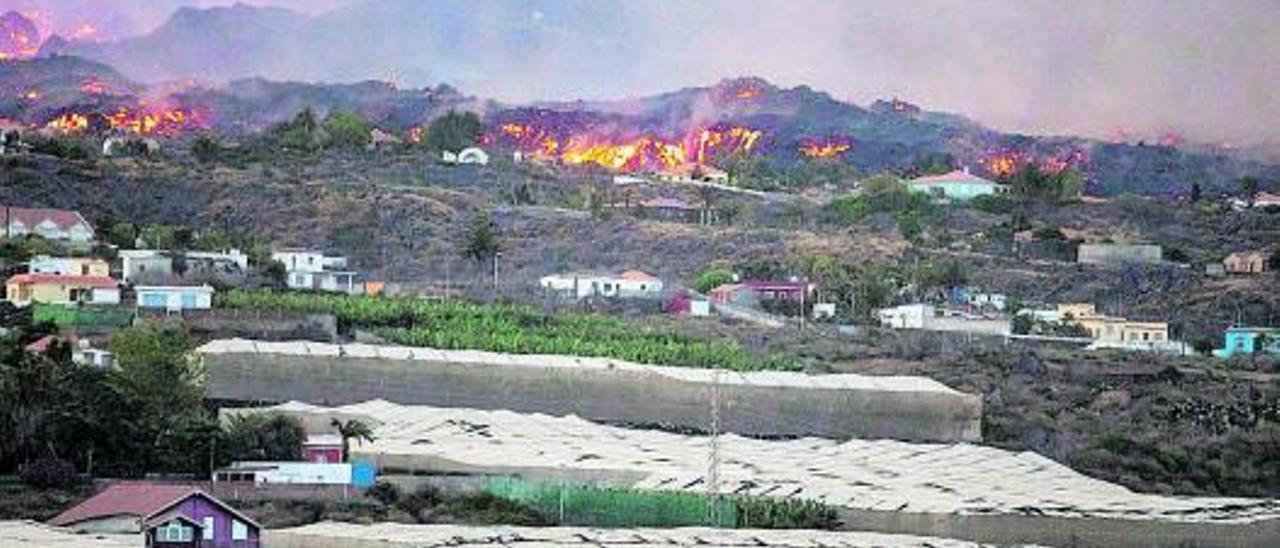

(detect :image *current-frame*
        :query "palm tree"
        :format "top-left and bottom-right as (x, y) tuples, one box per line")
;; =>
(330, 419), (376, 463)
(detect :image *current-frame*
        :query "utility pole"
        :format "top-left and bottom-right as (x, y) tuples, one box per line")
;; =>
(707, 368), (722, 527)
(492, 252), (502, 294)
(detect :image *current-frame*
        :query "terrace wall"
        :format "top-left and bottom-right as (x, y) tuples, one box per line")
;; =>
(203, 352), (982, 443)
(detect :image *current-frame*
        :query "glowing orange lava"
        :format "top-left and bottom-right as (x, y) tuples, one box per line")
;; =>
(799, 137), (852, 158)
(493, 123), (759, 171)
(46, 113), (89, 133)
(104, 106), (204, 135)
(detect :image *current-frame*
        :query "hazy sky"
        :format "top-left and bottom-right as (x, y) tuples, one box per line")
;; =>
(6, 0), (1279, 147)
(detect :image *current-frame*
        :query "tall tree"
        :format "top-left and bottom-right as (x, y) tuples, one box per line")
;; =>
(461, 212), (501, 264)
(330, 418), (377, 462)
(108, 325), (202, 473)
(425, 111), (484, 152)
(1240, 176), (1260, 206)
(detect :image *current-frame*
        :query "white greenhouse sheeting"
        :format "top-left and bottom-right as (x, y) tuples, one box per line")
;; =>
(245, 400), (1280, 525)
(268, 522), (1024, 547)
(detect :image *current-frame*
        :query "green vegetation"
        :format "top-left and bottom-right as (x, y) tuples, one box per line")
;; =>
(1001, 165), (1085, 203)
(323, 110), (374, 149)
(969, 193), (1016, 214)
(827, 174), (934, 239)
(461, 211), (501, 264)
(694, 267), (735, 293)
(364, 482), (546, 526)
(217, 289), (799, 371)
(28, 135), (91, 160)
(425, 110), (484, 152)
(487, 478), (839, 529)
(0, 235), (65, 264)
(32, 304), (134, 329)
(331, 418), (376, 463)
(0, 323), (216, 477)
(222, 414), (306, 462)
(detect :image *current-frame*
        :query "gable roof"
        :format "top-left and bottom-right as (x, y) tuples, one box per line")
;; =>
(1225, 250), (1272, 261)
(7, 274), (118, 288)
(618, 270), (659, 282)
(48, 482), (259, 529)
(910, 169), (1003, 187)
(143, 512), (203, 531)
(1, 206), (92, 231)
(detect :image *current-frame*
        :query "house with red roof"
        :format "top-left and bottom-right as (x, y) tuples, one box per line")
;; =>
(907, 167), (1009, 201)
(539, 269), (665, 300)
(48, 482), (260, 547)
(5, 273), (120, 306)
(1, 205), (95, 244)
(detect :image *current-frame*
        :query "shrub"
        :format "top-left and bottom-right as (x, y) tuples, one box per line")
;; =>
(366, 481), (401, 506)
(970, 194), (1015, 214)
(694, 268), (735, 293)
(396, 484), (443, 517)
(30, 136), (90, 160)
(20, 458), (78, 488)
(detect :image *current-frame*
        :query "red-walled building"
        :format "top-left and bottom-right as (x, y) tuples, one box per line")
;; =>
(303, 434), (344, 463)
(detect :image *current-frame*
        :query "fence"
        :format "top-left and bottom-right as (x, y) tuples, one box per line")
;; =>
(486, 478), (736, 528)
(32, 304), (134, 328)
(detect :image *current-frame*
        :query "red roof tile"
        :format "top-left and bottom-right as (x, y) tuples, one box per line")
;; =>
(619, 270), (659, 282)
(23, 335), (57, 354)
(7, 274), (118, 288)
(2, 206), (91, 232)
(910, 169), (1001, 186)
(49, 482), (259, 529)
(48, 482), (199, 527)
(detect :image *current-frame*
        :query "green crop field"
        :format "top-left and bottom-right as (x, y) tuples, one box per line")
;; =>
(216, 289), (798, 371)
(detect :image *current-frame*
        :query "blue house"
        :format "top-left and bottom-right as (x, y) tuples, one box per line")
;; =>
(908, 167), (1009, 201)
(1214, 327), (1280, 358)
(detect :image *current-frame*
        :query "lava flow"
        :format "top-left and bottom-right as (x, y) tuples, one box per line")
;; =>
(104, 106), (206, 135)
(799, 137), (852, 158)
(46, 113), (90, 133)
(982, 148), (1090, 177)
(492, 122), (762, 172)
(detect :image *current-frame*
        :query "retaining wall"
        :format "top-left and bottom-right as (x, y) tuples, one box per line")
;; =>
(202, 351), (982, 443)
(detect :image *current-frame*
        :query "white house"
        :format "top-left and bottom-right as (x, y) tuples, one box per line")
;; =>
(119, 250), (175, 282)
(185, 249), (250, 273)
(212, 462), (353, 486)
(29, 256), (111, 277)
(135, 285), (215, 312)
(272, 250), (361, 294)
(73, 345), (115, 369)
(967, 293), (1008, 312)
(442, 147), (490, 166)
(540, 270), (664, 300)
(1, 206), (95, 245)
(878, 303), (934, 329)
(878, 303), (1011, 336)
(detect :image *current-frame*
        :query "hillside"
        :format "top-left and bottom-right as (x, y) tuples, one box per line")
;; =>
(6, 52), (1276, 197)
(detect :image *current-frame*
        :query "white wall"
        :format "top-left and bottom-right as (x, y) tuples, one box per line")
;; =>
(227, 462), (353, 485)
(135, 287), (214, 310)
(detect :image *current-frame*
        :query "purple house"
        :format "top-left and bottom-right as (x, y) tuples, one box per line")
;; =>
(48, 482), (261, 547)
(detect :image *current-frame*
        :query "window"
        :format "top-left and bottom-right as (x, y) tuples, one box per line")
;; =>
(142, 293), (167, 308)
(231, 519), (248, 541)
(181, 292), (198, 309)
(156, 521), (193, 542)
(203, 516), (215, 540)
